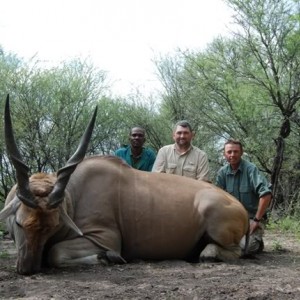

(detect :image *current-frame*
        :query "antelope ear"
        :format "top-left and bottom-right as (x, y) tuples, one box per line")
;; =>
(59, 206), (83, 236)
(0, 197), (21, 221)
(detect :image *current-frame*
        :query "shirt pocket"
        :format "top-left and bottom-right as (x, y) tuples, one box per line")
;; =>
(239, 184), (256, 213)
(239, 184), (252, 201)
(166, 163), (177, 174)
(183, 165), (196, 178)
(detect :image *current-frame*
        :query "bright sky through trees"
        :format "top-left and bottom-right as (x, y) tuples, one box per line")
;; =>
(0, 0), (232, 96)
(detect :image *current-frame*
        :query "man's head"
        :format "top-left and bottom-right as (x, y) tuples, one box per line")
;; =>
(224, 139), (243, 169)
(172, 120), (194, 148)
(129, 127), (146, 149)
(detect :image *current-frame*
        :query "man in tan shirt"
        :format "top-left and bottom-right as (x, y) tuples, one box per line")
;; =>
(152, 120), (209, 181)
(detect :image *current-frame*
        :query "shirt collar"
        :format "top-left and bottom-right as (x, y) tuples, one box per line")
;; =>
(226, 159), (244, 175)
(129, 146), (144, 158)
(173, 143), (193, 155)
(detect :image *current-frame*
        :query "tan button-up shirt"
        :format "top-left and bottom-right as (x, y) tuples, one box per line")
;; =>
(152, 144), (209, 181)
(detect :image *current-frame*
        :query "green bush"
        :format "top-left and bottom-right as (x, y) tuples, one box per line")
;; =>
(271, 240), (284, 252)
(0, 250), (9, 258)
(267, 216), (300, 238)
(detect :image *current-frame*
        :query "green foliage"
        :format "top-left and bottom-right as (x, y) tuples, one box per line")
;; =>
(267, 216), (300, 251)
(0, 52), (113, 201)
(271, 240), (284, 252)
(0, 0), (300, 219)
(155, 0), (300, 213)
(0, 49), (166, 202)
(0, 250), (9, 259)
(267, 216), (300, 237)
(2, 58), (108, 168)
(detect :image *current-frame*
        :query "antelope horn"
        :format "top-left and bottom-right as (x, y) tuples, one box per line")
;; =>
(48, 106), (98, 208)
(4, 94), (37, 208)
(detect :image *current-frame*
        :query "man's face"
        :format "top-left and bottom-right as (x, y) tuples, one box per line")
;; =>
(224, 143), (243, 166)
(129, 128), (145, 148)
(173, 125), (193, 147)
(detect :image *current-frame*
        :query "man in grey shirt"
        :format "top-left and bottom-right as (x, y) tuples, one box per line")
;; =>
(152, 120), (209, 181)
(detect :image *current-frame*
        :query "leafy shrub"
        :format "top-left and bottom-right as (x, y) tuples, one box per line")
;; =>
(267, 216), (300, 239)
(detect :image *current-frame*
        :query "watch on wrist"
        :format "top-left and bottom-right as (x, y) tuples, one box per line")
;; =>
(253, 217), (261, 222)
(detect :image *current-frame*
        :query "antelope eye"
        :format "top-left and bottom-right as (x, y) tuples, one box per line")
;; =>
(15, 220), (22, 227)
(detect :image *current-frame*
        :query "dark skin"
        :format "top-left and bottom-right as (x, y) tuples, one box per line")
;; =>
(129, 127), (146, 158)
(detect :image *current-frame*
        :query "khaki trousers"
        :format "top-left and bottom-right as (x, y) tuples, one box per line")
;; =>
(240, 219), (265, 254)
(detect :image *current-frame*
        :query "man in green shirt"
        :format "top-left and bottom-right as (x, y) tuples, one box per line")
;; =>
(216, 139), (272, 254)
(115, 127), (156, 172)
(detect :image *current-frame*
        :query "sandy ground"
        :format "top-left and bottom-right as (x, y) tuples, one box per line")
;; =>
(0, 230), (300, 300)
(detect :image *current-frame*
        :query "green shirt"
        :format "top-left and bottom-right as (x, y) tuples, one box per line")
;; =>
(215, 159), (272, 218)
(115, 145), (156, 172)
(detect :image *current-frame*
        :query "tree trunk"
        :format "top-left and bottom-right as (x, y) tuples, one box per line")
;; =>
(270, 119), (291, 210)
